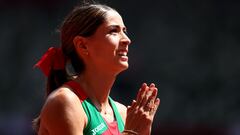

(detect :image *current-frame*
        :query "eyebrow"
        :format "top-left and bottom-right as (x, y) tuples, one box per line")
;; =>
(108, 25), (127, 31)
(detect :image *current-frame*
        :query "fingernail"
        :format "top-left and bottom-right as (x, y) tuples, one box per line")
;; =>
(150, 83), (155, 87)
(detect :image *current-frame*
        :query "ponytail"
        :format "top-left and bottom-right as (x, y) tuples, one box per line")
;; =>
(47, 69), (67, 96)
(34, 47), (68, 96)
(33, 47), (68, 132)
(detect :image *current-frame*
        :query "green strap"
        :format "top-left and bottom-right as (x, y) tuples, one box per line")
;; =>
(109, 97), (125, 132)
(82, 97), (125, 134)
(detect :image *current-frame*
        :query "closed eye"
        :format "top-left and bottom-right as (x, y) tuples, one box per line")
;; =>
(109, 28), (118, 34)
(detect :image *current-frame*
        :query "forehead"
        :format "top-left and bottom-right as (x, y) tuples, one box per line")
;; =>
(104, 10), (125, 27)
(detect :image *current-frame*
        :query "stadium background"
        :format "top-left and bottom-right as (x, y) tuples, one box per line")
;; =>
(0, 0), (239, 134)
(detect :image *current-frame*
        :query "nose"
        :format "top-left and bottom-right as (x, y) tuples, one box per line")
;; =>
(121, 32), (131, 46)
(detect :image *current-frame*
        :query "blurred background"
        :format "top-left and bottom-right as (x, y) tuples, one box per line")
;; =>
(0, 0), (240, 135)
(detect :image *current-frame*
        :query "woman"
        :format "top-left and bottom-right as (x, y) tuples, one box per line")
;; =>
(33, 2), (160, 135)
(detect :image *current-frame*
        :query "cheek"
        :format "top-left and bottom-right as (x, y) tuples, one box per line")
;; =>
(101, 37), (119, 53)
(106, 36), (119, 49)
(89, 36), (119, 57)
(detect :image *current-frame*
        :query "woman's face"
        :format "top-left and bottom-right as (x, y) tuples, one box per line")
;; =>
(86, 10), (131, 74)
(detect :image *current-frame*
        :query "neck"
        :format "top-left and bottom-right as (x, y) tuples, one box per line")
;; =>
(75, 69), (116, 112)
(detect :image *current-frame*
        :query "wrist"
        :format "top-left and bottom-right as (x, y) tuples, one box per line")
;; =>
(122, 129), (138, 135)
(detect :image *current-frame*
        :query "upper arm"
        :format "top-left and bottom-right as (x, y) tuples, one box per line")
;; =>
(40, 88), (86, 135)
(114, 101), (127, 124)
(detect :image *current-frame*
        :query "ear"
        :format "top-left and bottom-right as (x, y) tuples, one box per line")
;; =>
(73, 36), (88, 55)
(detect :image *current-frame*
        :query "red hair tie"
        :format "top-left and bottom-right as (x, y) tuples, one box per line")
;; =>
(34, 47), (66, 76)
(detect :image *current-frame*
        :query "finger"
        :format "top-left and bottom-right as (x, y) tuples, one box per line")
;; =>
(138, 86), (151, 109)
(148, 83), (157, 98)
(150, 87), (158, 101)
(127, 100), (136, 110)
(149, 83), (155, 88)
(135, 83), (148, 106)
(155, 98), (160, 108)
(144, 88), (157, 111)
(149, 98), (160, 116)
(148, 84), (158, 103)
(136, 83), (147, 100)
(131, 100), (137, 108)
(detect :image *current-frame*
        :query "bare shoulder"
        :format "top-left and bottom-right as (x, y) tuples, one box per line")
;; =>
(40, 87), (86, 135)
(46, 87), (81, 108)
(42, 87), (83, 116)
(113, 100), (127, 123)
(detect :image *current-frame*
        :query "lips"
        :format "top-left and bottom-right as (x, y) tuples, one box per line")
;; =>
(117, 49), (128, 56)
(117, 49), (128, 61)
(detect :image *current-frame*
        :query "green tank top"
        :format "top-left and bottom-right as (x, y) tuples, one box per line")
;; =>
(65, 81), (125, 135)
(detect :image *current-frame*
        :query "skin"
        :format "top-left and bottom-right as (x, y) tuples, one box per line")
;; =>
(38, 10), (160, 135)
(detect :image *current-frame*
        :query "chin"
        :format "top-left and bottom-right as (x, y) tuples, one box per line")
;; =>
(113, 63), (128, 74)
(119, 63), (129, 71)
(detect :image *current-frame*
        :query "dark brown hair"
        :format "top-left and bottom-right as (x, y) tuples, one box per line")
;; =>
(33, 3), (115, 132)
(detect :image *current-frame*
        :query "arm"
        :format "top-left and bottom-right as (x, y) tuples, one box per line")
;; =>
(40, 88), (87, 135)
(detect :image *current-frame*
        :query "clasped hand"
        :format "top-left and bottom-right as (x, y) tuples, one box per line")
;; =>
(124, 83), (160, 135)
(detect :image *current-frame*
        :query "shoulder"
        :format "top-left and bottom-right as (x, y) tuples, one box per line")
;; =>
(42, 87), (83, 115)
(113, 100), (127, 123)
(40, 87), (87, 134)
(47, 87), (81, 107)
